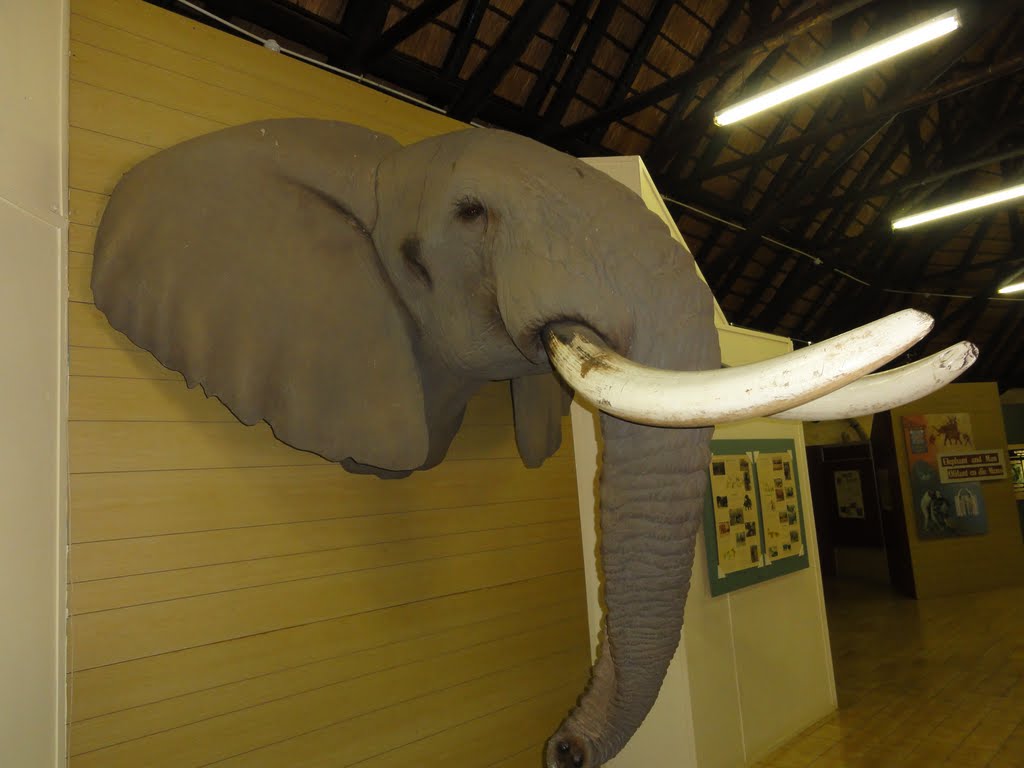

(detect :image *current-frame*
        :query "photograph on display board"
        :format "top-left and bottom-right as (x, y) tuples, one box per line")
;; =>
(757, 451), (803, 562)
(1007, 445), (1024, 501)
(901, 413), (988, 539)
(708, 453), (761, 574)
(833, 469), (866, 519)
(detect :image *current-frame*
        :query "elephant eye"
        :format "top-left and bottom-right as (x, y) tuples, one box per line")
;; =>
(455, 197), (487, 223)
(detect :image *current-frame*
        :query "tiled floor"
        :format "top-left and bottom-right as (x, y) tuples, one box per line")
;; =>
(756, 581), (1024, 767)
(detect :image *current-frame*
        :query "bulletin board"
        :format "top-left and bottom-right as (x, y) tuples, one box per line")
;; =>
(704, 438), (809, 597)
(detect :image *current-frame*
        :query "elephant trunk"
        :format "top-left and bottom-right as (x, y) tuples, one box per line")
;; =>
(545, 290), (719, 767)
(547, 415), (712, 767)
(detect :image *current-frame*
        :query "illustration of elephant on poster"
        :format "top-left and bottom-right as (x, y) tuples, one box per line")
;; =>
(92, 119), (977, 768)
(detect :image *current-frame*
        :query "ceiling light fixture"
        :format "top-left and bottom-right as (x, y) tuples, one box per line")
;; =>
(998, 280), (1024, 295)
(714, 9), (961, 126)
(892, 182), (1024, 230)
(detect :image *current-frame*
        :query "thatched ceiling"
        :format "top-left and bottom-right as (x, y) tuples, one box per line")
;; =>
(154, 0), (1024, 389)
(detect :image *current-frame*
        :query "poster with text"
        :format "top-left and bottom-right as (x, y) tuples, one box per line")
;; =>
(902, 413), (988, 539)
(757, 451), (803, 561)
(834, 469), (866, 519)
(1009, 444), (1024, 501)
(709, 453), (761, 574)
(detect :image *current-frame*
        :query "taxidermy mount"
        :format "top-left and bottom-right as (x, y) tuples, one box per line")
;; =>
(93, 118), (976, 768)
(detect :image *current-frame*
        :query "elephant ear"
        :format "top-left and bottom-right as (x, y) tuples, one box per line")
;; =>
(93, 119), (435, 474)
(510, 373), (573, 468)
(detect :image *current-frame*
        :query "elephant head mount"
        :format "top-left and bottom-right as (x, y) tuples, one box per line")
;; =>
(93, 119), (976, 767)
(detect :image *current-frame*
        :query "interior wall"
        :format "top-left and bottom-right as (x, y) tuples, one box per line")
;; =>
(803, 417), (873, 447)
(890, 382), (1024, 598)
(0, 1), (69, 766)
(67, 1), (590, 765)
(686, 328), (836, 768)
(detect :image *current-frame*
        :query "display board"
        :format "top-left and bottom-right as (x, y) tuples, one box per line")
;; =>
(704, 439), (809, 597)
(900, 413), (992, 538)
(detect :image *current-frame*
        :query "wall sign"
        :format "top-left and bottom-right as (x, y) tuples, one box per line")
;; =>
(833, 469), (866, 519)
(901, 413), (988, 539)
(708, 453), (761, 575)
(1008, 444), (1024, 501)
(937, 449), (1007, 483)
(703, 438), (809, 597)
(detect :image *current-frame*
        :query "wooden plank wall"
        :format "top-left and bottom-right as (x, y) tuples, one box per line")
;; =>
(66, 1), (592, 765)
(891, 382), (1024, 598)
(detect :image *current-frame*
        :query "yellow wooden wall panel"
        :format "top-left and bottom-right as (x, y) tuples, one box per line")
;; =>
(492, 745), (549, 768)
(69, 222), (97, 253)
(72, 646), (583, 768)
(70, 519), (580, 614)
(72, 39), (293, 127)
(74, 0), (461, 142)
(351, 684), (578, 768)
(70, 346), (181, 380)
(70, 600), (586, 754)
(69, 419), (328, 474)
(892, 383), (1024, 598)
(71, 374), (516, 424)
(70, 458), (577, 541)
(71, 571), (581, 720)
(69, 301), (136, 349)
(71, 496), (576, 580)
(68, 267), (93, 303)
(69, 250), (94, 269)
(70, 77), (225, 148)
(70, 126), (154, 194)
(203, 651), (585, 768)
(66, 0), (588, 764)
(71, 375), (234, 422)
(69, 188), (107, 226)
(72, 539), (582, 669)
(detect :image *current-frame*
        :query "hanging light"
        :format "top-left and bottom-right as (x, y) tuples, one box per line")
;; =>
(714, 10), (962, 126)
(998, 280), (1024, 295)
(892, 182), (1024, 230)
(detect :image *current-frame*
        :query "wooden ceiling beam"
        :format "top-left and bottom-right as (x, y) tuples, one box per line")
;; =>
(442, 0), (488, 78)
(707, 25), (985, 300)
(808, 86), (1019, 271)
(925, 255), (1024, 283)
(701, 54), (1024, 181)
(917, 214), (996, 333)
(747, 122), (909, 328)
(523, 0), (592, 117)
(641, 0), (748, 171)
(794, 270), (841, 336)
(784, 141), (1024, 221)
(974, 304), (1024, 383)
(551, 0), (881, 139)
(671, 46), (788, 180)
(957, 208), (1024, 341)
(587, 0), (677, 143)
(338, 1), (392, 71)
(196, 0), (341, 52)
(363, 0), (462, 65)
(539, 0), (620, 131)
(447, 0), (554, 121)
(808, 281), (878, 341)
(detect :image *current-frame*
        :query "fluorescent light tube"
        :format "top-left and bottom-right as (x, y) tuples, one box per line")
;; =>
(892, 182), (1024, 230)
(715, 10), (961, 126)
(998, 281), (1024, 295)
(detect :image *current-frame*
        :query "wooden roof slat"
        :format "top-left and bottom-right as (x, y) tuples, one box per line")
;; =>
(551, 0), (881, 139)
(448, 0), (555, 120)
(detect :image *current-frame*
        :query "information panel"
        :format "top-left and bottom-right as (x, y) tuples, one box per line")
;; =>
(704, 438), (809, 597)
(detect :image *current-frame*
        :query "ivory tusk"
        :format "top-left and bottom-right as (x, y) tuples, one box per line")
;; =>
(767, 341), (978, 421)
(543, 309), (934, 427)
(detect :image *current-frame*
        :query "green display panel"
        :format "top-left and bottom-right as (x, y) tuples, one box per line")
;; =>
(703, 438), (809, 597)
